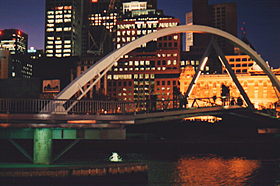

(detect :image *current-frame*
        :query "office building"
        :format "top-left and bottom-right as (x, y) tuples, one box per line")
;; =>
(45, 0), (82, 57)
(107, 7), (181, 103)
(0, 29), (33, 78)
(0, 29), (28, 55)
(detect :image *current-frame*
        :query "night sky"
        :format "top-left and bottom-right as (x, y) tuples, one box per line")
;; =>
(0, 0), (279, 67)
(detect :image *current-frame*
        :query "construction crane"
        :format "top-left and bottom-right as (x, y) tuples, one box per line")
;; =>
(87, 0), (116, 56)
(108, 0), (116, 12)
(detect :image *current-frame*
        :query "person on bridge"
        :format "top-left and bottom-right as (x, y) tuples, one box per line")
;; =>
(237, 97), (244, 106)
(230, 98), (236, 106)
(221, 84), (230, 106)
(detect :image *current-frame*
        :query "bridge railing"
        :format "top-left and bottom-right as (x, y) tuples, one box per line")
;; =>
(0, 98), (137, 114)
(0, 97), (246, 115)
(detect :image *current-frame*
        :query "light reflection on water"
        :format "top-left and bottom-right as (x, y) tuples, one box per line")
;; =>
(174, 156), (260, 185)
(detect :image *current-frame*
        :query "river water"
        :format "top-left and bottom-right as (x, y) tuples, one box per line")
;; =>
(131, 153), (280, 185)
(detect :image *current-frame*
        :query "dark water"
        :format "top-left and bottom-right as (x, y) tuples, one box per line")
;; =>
(137, 154), (280, 186)
(1, 120), (280, 185)
(105, 151), (278, 186)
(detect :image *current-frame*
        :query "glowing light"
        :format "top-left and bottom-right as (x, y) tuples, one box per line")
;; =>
(0, 30), (2, 35)
(91, 0), (98, 3)
(17, 30), (21, 36)
(109, 152), (122, 162)
(67, 120), (96, 124)
(200, 57), (208, 70)
(56, 6), (63, 10)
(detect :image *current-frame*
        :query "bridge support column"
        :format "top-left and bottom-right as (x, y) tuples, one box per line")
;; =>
(33, 128), (53, 164)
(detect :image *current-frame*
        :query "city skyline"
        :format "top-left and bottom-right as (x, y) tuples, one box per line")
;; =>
(0, 0), (279, 67)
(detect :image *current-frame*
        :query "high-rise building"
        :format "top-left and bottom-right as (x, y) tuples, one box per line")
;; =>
(185, 0), (237, 73)
(45, 0), (82, 58)
(185, 12), (193, 52)
(83, 0), (158, 56)
(211, 3), (237, 54)
(0, 29), (28, 55)
(107, 6), (181, 104)
(0, 29), (32, 79)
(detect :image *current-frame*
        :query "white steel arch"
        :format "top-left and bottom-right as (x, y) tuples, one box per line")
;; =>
(56, 25), (280, 101)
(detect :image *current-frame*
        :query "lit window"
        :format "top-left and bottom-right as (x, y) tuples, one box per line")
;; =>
(55, 19), (63, 23)
(46, 28), (54, 32)
(64, 27), (71, 31)
(55, 41), (62, 44)
(64, 19), (71, 22)
(63, 49), (71, 52)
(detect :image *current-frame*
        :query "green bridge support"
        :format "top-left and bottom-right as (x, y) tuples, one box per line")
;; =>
(33, 128), (53, 164)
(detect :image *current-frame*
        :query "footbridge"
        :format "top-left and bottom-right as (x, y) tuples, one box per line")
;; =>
(1, 24), (280, 164)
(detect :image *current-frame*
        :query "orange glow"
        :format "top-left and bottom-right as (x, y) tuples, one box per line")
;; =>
(0, 30), (2, 35)
(56, 6), (63, 10)
(175, 156), (260, 185)
(17, 30), (21, 36)
(64, 6), (72, 10)
(180, 65), (280, 110)
(91, 0), (98, 3)
(67, 120), (96, 124)
(0, 123), (11, 128)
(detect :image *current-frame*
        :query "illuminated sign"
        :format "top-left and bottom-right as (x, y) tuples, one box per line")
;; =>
(42, 80), (60, 93)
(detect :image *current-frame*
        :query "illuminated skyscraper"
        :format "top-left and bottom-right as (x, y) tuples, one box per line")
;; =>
(45, 0), (82, 57)
(0, 29), (28, 55)
(107, 3), (181, 103)
(0, 29), (32, 78)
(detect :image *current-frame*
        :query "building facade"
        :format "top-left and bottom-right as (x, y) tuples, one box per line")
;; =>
(179, 66), (280, 109)
(45, 0), (82, 57)
(0, 50), (9, 79)
(0, 29), (32, 78)
(0, 29), (28, 55)
(224, 54), (255, 74)
(108, 9), (181, 103)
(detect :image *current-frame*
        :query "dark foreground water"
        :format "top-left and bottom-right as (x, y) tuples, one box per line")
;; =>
(128, 153), (280, 186)
(1, 120), (280, 185)
(2, 147), (280, 185)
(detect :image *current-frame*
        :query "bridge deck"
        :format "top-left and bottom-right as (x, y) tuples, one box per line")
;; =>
(0, 106), (251, 128)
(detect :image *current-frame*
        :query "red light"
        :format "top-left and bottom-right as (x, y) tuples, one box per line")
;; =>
(0, 30), (2, 35)
(17, 30), (21, 36)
